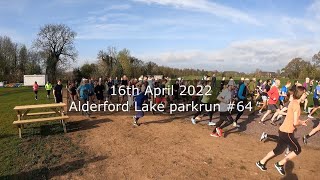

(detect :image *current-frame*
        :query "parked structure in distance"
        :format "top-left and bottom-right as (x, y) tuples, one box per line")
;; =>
(24, 75), (47, 86)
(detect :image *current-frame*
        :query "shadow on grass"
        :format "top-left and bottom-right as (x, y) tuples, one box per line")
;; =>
(0, 155), (107, 180)
(20, 118), (113, 137)
(67, 118), (113, 133)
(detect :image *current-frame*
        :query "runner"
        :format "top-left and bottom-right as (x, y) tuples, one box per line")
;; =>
(133, 82), (148, 126)
(45, 81), (52, 99)
(95, 80), (105, 104)
(88, 79), (95, 103)
(220, 77), (225, 92)
(68, 82), (77, 102)
(53, 79), (63, 103)
(302, 78), (310, 113)
(210, 81), (234, 137)
(77, 79), (91, 116)
(309, 79), (314, 94)
(258, 80), (270, 115)
(33, 81), (39, 100)
(154, 79), (168, 114)
(191, 81), (213, 125)
(211, 74), (216, 88)
(270, 88), (294, 123)
(303, 123), (320, 144)
(256, 86), (308, 176)
(248, 78), (256, 101)
(307, 80), (320, 119)
(259, 79), (281, 125)
(233, 78), (250, 128)
(279, 81), (291, 109)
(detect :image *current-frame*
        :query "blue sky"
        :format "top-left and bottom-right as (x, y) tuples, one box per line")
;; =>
(0, 0), (319, 72)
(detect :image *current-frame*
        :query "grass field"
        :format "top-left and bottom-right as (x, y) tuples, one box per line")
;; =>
(0, 87), (85, 179)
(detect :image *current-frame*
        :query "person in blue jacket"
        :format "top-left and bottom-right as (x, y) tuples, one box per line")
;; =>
(133, 82), (148, 126)
(77, 78), (92, 116)
(233, 78), (250, 128)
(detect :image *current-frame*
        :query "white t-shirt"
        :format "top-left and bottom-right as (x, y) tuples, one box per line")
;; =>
(218, 89), (232, 112)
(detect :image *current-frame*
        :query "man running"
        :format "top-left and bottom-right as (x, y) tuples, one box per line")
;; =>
(45, 81), (52, 99)
(233, 78), (250, 128)
(256, 86), (308, 176)
(133, 83), (148, 126)
(260, 79), (280, 125)
(53, 79), (63, 103)
(307, 80), (320, 119)
(210, 81), (234, 137)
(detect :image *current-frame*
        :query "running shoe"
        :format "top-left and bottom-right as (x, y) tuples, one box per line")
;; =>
(233, 122), (240, 128)
(216, 128), (223, 137)
(260, 132), (267, 141)
(208, 122), (216, 126)
(256, 161), (267, 171)
(276, 115), (283, 121)
(133, 116), (139, 126)
(274, 162), (285, 176)
(191, 118), (196, 125)
(308, 115), (314, 119)
(303, 135), (308, 144)
(210, 132), (219, 137)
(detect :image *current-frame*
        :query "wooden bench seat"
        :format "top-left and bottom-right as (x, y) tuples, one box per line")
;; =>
(26, 111), (57, 116)
(13, 116), (69, 125)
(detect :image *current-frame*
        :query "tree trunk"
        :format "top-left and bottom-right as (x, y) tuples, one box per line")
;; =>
(46, 55), (59, 83)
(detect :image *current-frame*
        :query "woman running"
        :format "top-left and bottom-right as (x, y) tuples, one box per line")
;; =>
(256, 86), (308, 176)
(33, 81), (39, 100)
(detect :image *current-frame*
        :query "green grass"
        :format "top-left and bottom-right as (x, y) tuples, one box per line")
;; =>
(0, 87), (85, 178)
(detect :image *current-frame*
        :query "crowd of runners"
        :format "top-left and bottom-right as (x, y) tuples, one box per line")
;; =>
(31, 74), (319, 176)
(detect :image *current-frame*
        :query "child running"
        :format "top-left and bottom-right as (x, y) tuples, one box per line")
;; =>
(256, 86), (308, 176)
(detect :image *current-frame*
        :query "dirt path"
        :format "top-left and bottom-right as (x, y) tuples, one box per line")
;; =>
(53, 112), (319, 179)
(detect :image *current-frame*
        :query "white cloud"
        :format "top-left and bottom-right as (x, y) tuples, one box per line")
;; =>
(132, 0), (262, 25)
(88, 4), (132, 15)
(137, 39), (319, 72)
(308, 0), (320, 20)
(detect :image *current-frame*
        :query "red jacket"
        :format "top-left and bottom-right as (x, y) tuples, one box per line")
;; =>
(267, 86), (279, 104)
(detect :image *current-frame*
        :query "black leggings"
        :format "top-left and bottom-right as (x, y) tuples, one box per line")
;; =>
(273, 131), (301, 156)
(235, 99), (247, 123)
(212, 112), (234, 132)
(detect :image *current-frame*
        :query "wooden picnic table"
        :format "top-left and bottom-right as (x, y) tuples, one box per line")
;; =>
(13, 103), (69, 138)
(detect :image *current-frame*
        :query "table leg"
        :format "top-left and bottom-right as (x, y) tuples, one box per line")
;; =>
(18, 125), (22, 138)
(17, 111), (22, 138)
(62, 120), (67, 133)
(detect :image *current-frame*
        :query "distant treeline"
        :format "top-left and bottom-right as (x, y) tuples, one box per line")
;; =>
(1, 23), (320, 83)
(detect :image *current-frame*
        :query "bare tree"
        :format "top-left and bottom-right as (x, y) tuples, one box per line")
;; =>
(34, 24), (77, 82)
